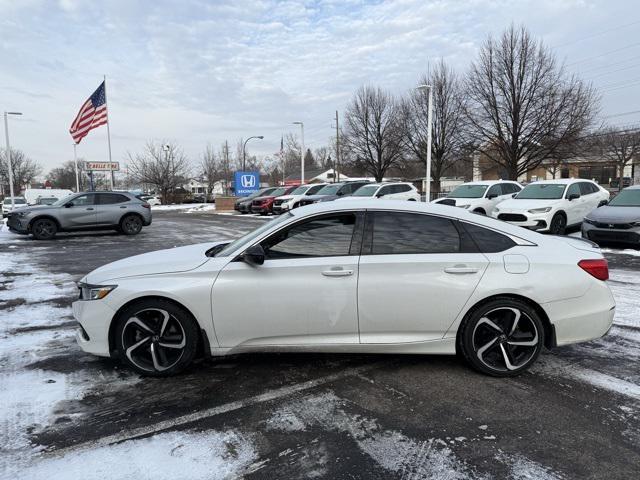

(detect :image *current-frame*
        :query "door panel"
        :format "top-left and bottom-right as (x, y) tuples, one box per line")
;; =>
(212, 256), (359, 347)
(57, 194), (96, 229)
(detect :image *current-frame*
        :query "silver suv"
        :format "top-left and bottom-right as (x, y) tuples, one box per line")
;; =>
(6, 191), (152, 240)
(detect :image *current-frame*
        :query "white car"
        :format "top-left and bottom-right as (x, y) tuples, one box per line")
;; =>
(73, 201), (614, 378)
(340, 182), (421, 201)
(272, 183), (327, 214)
(143, 195), (162, 206)
(492, 179), (610, 234)
(2, 197), (28, 218)
(432, 181), (522, 215)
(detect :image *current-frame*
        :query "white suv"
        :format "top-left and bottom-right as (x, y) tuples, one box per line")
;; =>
(432, 180), (522, 215)
(492, 179), (610, 234)
(2, 197), (28, 218)
(272, 183), (328, 214)
(341, 182), (421, 201)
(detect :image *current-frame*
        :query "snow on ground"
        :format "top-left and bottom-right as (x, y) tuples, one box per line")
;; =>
(0, 218), (22, 244)
(608, 269), (640, 329)
(151, 203), (216, 213)
(14, 430), (258, 480)
(602, 248), (640, 257)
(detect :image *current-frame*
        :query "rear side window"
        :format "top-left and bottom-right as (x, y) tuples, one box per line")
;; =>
(396, 184), (412, 193)
(98, 193), (130, 204)
(364, 212), (460, 254)
(487, 184), (502, 197)
(461, 222), (516, 253)
(579, 182), (596, 195)
(307, 184), (324, 195)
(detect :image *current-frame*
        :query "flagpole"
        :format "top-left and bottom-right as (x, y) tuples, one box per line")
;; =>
(73, 143), (80, 192)
(103, 75), (114, 190)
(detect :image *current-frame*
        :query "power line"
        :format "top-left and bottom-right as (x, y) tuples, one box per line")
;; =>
(601, 79), (640, 93)
(578, 55), (640, 74)
(553, 19), (640, 48)
(566, 42), (640, 67)
(587, 62), (640, 80)
(602, 110), (640, 119)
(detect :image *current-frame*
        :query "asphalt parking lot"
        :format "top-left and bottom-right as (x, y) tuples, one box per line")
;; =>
(1, 209), (639, 479)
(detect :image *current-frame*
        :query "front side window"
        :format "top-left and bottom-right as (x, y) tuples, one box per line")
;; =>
(262, 213), (357, 259)
(516, 184), (567, 200)
(378, 185), (393, 196)
(316, 184), (341, 196)
(290, 186), (310, 195)
(365, 212), (460, 255)
(215, 213), (293, 257)
(352, 185), (379, 197)
(566, 183), (581, 198)
(307, 184), (325, 195)
(486, 184), (502, 197)
(69, 194), (95, 206)
(448, 184), (488, 199)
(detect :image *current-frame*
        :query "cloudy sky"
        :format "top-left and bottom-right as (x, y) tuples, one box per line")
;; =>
(1, 0), (639, 174)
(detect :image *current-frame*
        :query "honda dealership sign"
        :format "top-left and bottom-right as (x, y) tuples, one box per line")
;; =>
(234, 171), (260, 196)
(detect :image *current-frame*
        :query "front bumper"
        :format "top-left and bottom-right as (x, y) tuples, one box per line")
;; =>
(73, 299), (116, 357)
(582, 222), (640, 245)
(6, 214), (29, 233)
(272, 203), (291, 214)
(251, 205), (271, 214)
(494, 212), (551, 231)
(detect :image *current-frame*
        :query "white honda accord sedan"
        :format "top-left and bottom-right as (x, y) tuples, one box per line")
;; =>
(73, 201), (615, 377)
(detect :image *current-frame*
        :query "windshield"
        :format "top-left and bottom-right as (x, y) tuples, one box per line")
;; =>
(516, 183), (567, 200)
(215, 213), (293, 257)
(290, 186), (309, 195)
(447, 184), (488, 199)
(352, 185), (379, 197)
(4, 198), (26, 204)
(52, 195), (76, 206)
(39, 198), (58, 205)
(269, 187), (287, 196)
(609, 189), (640, 207)
(316, 184), (341, 195)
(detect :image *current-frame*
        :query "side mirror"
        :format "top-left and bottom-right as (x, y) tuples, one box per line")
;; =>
(511, 193), (518, 198)
(241, 244), (265, 265)
(336, 191), (344, 196)
(568, 193), (580, 201)
(598, 200), (608, 207)
(65, 202), (74, 208)
(376, 193), (384, 198)
(487, 193), (498, 200)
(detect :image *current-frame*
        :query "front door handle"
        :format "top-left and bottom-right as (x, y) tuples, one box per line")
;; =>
(85, 207), (94, 211)
(322, 269), (354, 277)
(444, 266), (479, 274)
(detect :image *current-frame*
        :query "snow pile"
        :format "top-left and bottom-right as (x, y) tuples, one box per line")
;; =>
(13, 430), (257, 480)
(151, 203), (216, 213)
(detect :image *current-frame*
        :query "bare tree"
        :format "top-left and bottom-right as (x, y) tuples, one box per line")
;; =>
(127, 141), (191, 201)
(0, 148), (42, 194)
(403, 60), (469, 193)
(47, 159), (87, 191)
(598, 127), (640, 191)
(343, 86), (404, 181)
(200, 144), (219, 200)
(465, 25), (599, 180)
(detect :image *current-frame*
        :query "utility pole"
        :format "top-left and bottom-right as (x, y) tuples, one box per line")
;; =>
(224, 140), (230, 195)
(335, 110), (340, 183)
(4, 111), (22, 210)
(416, 85), (433, 202)
(293, 122), (304, 184)
(73, 143), (80, 192)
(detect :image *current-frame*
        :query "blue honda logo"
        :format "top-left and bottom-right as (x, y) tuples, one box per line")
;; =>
(241, 175), (256, 188)
(234, 171), (260, 196)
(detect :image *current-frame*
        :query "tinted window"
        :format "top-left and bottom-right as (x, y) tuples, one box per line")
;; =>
(366, 212), (460, 254)
(461, 222), (516, 253)
(70, 194), (95, 206)
(566, 183), (581, 198)
(579, 182), (596, 195)
(378, 185), (393, 196)
(262, 214), (356, 259)
(502, 183), (519, 194)
(396, 184), (411, 193)
(487, 184), (502, 197)
(307, 184), (325, 195)
(98, 193), (129, 204)
(448, 184), (488, 198)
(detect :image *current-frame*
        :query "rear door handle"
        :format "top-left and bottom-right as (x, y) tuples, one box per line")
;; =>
(85, 207), (94, 211)
(444, 266), (479, 274)
(322, 269), (354, 277)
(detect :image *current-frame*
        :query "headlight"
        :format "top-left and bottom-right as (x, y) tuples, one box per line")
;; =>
(584, 218), (596, 225)
(528, 207), (552, 214)
(78, 283), (117, 301)
(458, 204), (471, 209)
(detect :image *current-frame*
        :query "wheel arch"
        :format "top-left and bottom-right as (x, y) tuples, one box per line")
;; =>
(455, 293), (555, 351)
(119, 211), (144, 226)
(108, 295), (203, 356)
(29, 215), (62, 231)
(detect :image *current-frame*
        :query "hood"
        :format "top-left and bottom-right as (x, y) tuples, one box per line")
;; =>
(436, 197), (483, 206)
(496, 198), (563, 211)
(277, 195), (295, 201)
(85, 241), (223, 283)
(315, 195), (340, 202)
(586, 205), (640, 223)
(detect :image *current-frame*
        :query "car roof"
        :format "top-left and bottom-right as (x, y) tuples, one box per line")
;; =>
(527, 178), (593, 185)
(624, 185), (640, 190)
(458, 180), (519, 186)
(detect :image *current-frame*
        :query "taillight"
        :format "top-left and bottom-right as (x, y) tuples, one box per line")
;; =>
(578, 259), (609, 281)
(142, 203), (151, 209)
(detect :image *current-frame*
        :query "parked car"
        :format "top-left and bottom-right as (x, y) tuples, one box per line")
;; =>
(272, 183), (328, 214)
(610, 177), (632, 189)
(141, 195), (162, 206)
(251, 186), (298, 215)
(6, 191), (152, 240)
(582, 185), (640, 246)
(73, 200), (614, 377)
(492, 179), (610, 234)
(24, 188), (73, 205)
(297, 181), (370, 206)
(341, 182), (421, 202)
(2, 197), (28, 218)
(235, 187), (278, 214)
(35, 197), (59, 206)
(432, 180), (522, 215)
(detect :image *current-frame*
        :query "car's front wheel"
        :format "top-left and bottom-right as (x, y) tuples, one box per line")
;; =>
(115, 299), (199, 376)
(31, 218), (58, 240)
(549, 213), (566, 235)
(120, 214), (143, 235)
(459, 298), (544, 377)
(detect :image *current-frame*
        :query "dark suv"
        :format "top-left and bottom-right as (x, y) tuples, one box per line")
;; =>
(234, 187), (278, 214)
(297, 181), (370, 207)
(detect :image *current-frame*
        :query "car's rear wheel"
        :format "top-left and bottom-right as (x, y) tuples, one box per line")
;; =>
(31, 218), (58, 240)
(549, 213), (566, 235)
(115, 299), (199, 376)
(120, 214), (143, 235)
(459, 298), (544, 377)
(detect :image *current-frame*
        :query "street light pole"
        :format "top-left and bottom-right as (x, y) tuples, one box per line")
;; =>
(416, 85), (432, 202)
(4, 112), (22, 210)
(73, 143), (80, 192)
(242, 135), (264, 171)
(293, 122), (304, 184)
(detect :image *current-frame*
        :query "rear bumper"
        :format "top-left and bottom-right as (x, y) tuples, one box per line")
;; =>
(542, 281), (616, 347)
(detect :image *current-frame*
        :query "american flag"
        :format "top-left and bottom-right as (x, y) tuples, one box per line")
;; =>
(69, 81), (108, 144)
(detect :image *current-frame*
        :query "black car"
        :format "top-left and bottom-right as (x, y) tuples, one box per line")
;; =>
(235, 187), (278, 213)
(297, 181), (370, 207)
(610, 177), (632, 189)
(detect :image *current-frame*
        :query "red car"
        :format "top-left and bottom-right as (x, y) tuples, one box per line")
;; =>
(251, 186), (298, 215)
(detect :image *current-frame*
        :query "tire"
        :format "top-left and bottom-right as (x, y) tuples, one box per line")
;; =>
(120, 214), (143, 235)
(458, 297), (544, 377)
(549, 213), (566, 235)
(473, 208), (486, 215)
(31, 218), (58, 240)
(114, 298), (200, 376)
